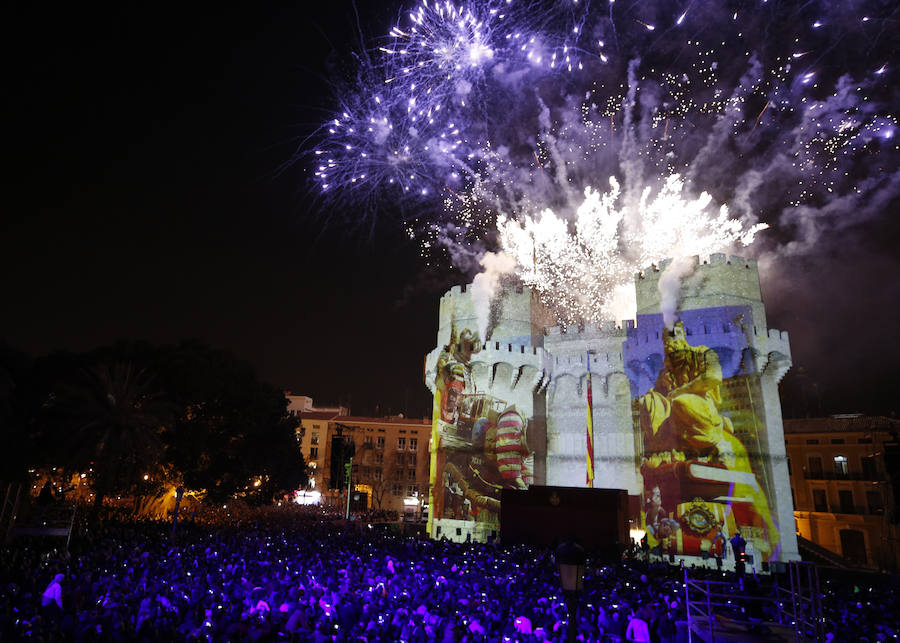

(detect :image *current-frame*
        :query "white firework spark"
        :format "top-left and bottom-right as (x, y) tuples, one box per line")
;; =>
(498, 175), (767, 322)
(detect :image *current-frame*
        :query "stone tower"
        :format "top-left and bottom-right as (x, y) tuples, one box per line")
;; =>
(424, 254), (799, 565)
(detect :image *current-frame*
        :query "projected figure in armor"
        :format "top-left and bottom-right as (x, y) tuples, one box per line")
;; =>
(432, 325), (533, 526)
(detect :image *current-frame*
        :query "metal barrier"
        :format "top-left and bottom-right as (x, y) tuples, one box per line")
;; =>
(1, 482), (24, 543)
(684, 561), (823, 642)
(775, 561), (825, 643)
(9, 503), (77, 550)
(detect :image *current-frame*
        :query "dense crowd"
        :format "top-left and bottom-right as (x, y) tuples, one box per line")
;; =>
(1, 507), (898, 642)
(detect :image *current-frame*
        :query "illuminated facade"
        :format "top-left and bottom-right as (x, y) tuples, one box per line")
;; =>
(425, 253), (800, 565)
(293, 406), (431, 518)
(323, 416), (431, 519)
(295, 410), (343, 500)
(785, 415), (900, 571)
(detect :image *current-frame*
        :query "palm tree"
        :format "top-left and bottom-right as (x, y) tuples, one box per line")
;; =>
(59, 360), (169, 513)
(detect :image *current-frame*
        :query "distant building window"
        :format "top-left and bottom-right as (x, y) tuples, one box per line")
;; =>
(833, 455), (849, 476)
(398, 437), (406, 450)
(392, 483), (402, 496)
(409, 438), (418, 451)
(376, 437), (385, 449)
(311, 432), (319, 445)
(375, 452), (384, 465)
(838, 489), (854, 514)
(313, 424), (321, 429)
(831, 438), (845, 444)
(867, 490), (884, 514)
(409, 454), (417, 467)
(309, 447), (318, 460)
(862, 456), (877, 480)
(808, 457), (823, 477)
(407, 484), (418, 496)
(813, 489), (828, 512)
(806, 439), (819, 445)
(396, 453), (405, 466)
(408, 469), (416, 481)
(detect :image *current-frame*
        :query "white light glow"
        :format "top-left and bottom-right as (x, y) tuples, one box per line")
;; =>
(497, 174), (767, 322)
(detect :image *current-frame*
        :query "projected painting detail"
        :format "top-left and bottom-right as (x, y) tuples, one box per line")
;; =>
(625, 307), (779, 562)
(431, 323), (535, 528)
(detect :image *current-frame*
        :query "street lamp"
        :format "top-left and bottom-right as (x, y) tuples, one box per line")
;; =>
(555, 539), (586, 643)
(171, 486), (184, 541)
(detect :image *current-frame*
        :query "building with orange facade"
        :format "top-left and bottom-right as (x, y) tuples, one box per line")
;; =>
(290, 397), (431, 519)
(785, 415), (900, 570)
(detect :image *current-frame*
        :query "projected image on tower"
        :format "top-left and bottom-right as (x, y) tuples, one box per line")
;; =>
(624, 306), (780, 562)
(430, 321), (536, 531)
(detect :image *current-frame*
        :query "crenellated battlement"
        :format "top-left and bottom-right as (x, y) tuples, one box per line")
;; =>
(636, 253), (758, 279)
(550, 351), (623, 366)
(438, 282), (543, 347)
(545, 321), (629, 337)
(635, 254), (763, 318)
(441, 282), (526, 302)
(478, 341), (542, 356)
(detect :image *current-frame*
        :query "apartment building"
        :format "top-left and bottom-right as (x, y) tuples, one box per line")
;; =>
(785, 415), (900, 570)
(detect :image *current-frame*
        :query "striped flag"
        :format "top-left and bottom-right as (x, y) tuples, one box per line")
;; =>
(586, 351), (594, 488)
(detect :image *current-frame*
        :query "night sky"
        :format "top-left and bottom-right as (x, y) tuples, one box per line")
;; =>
(3, 3), (898, 420)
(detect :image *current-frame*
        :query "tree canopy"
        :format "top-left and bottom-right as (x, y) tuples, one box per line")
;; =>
(2, 340), (307, 506)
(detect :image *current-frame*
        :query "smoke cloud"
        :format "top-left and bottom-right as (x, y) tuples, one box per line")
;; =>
(658, 256), (698, 329)
(470, 251), (517, 342)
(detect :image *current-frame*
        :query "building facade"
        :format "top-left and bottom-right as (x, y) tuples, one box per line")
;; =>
(291, 402), (431, 518)
(785, 415), (900, 570)
(295, 410), (344, 503)
(425, 253), (800, 566)
(323, 416), (431, 519)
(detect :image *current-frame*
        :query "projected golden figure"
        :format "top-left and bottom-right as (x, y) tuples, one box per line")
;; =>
(639, 321), (778, 558)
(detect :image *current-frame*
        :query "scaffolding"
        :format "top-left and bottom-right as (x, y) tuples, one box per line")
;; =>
(684, 561), (823, 642)
(2, 483), (77, 551)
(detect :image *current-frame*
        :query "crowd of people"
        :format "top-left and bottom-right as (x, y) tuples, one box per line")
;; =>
(0, 506), (898, 641)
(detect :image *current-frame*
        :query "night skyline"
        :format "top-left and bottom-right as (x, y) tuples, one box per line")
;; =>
(4, 2), (899, 420)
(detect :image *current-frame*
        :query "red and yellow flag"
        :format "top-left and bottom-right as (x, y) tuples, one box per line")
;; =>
(586, 351), (594, 488)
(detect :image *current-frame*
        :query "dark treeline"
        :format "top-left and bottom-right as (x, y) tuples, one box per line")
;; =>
(0, 339), (307, 509)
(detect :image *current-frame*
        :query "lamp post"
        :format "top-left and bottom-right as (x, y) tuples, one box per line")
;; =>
(170, 486), (184, 541)
(344, 457), (353, 520)
(555, 539), (586, 643)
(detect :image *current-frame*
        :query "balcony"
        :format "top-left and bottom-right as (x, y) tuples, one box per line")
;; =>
(809, 505), (877, 516)
(802, 471), (881, 481)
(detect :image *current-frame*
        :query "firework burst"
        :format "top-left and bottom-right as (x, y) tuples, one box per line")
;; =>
(310, 0), (899, 321)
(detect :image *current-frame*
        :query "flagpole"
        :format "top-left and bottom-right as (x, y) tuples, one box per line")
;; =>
(586, 351), (594, 488)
